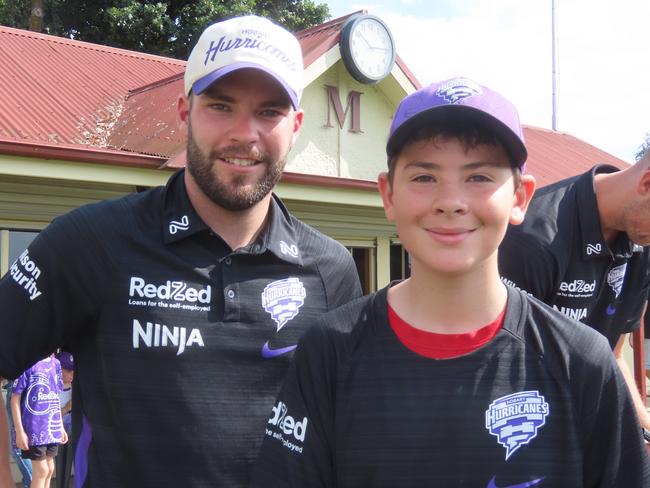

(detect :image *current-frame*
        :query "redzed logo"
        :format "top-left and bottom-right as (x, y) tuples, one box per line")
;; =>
(268, 401), (308, 442)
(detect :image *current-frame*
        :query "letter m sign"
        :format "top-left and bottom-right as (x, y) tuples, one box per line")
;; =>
(324, 85), (363, 133)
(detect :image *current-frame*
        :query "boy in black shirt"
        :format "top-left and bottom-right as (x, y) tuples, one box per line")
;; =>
(251, 77), (650, 487)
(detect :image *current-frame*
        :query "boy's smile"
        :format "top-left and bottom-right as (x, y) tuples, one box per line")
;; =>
(379, 135), (531, 278)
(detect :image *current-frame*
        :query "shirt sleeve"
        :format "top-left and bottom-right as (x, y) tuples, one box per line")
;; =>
(251, 323), (337, 487)
(577, 334), (650, 486)
(617, 249), (650, 334)
(10, 370), (29, 396)
(323, 248), (363, 310)
(0, 210), (103, 379)
(498, 226), (558, 302)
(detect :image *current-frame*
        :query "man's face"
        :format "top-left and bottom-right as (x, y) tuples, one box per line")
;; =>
(180, 69), (303, 211)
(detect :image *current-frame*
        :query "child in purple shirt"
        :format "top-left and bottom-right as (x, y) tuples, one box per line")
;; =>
(10, 355), (67, 488)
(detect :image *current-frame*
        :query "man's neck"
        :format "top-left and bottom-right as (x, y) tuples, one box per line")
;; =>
(184, 171), (272, 250)
(594, 170), (625, 245)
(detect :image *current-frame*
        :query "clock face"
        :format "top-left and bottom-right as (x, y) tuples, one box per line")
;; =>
(340, 15), (396, 84)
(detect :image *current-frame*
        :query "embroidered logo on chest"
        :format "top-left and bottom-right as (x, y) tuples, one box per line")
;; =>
(261, 277), (306, 331)
(607, 263), (627, 298)
(485, 391), (549, 460)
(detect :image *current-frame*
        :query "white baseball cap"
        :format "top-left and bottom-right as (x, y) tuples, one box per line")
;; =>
(184, 15), (304, 109)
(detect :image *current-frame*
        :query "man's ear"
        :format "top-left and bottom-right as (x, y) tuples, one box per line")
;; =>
(510, 174), (536, 225)
(290, 109), (304, 148)
(636, 165), (650, 197)
(177, 94), (190, 135)
(378, 171), (396, 222)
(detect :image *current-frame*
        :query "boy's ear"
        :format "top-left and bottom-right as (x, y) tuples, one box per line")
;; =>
(377, 172), (396, 222)
(509, 174), (536, 225)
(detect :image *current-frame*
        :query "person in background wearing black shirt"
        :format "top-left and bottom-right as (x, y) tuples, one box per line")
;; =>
(0, 15), (361, 488)
(251, 77), (650, 487)
(499, 152), (650, 433)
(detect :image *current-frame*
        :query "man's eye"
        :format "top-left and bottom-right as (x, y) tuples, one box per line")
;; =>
(260, 109), (283, 117)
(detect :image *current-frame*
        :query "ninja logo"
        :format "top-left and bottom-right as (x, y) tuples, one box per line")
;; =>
(485, 391), (549, 460)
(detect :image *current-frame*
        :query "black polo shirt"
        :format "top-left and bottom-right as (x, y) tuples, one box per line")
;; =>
(251, 286), (650, 487)
(499, 165), (650, 348)
(0, 170), (362, 488)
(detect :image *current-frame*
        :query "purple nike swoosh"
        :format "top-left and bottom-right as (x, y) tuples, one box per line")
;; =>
(261, 341), (297, 358)
(487, 476), (545, 488)
(606, 304), (616, 315)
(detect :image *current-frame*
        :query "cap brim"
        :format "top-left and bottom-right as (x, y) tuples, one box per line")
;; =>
(191, 62), (299, 109)
(387, 105), (527, 168)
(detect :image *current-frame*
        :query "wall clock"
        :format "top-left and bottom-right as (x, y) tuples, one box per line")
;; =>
(340, 14), (396, 84)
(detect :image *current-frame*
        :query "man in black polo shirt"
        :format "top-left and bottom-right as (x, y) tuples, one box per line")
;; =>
(499, 154), (650, 431)
(0, 15), (361, 488)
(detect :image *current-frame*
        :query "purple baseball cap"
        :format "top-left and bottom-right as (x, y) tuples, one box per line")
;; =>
(55, 351), (74, 370)
(386, 77), (527, 168)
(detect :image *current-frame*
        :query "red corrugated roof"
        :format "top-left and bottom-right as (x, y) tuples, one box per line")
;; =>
(0, 20), (626, 186)
(0, 25), (184, 147)
(296, 11), (360, 68)
(108, 74), (184, 157)
(523, 126), (626, 186)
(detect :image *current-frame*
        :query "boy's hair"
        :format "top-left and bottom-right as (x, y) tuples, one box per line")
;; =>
(386, 113), (522, 185)
(386, 77), (527, 179)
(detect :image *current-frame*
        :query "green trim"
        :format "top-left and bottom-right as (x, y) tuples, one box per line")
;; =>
(376, 236), (391, 289)
(0, 230), (8, 276)
(275, 181), (383, 208)
(0, 154), (170, 187)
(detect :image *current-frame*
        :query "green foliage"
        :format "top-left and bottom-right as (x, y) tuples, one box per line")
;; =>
(0, 0), (330, 59)
(635, 133), (650, 162)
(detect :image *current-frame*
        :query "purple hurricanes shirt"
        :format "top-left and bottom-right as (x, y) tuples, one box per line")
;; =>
(12, 356), (65, 447)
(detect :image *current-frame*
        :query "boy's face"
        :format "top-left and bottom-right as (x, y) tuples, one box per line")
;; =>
(378, 135), (534, 277)
(62, 368), (73, 385)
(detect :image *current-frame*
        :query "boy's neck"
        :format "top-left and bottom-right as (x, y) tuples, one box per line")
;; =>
(388, 263), (507, 334)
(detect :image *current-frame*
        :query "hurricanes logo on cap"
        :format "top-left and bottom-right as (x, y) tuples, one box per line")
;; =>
(485, 391), (549, 460)
(435, 77), (482, 104)
(262, 278), (306, 331)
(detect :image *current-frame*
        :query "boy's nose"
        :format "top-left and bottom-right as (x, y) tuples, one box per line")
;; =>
(431, 185), (468, 215)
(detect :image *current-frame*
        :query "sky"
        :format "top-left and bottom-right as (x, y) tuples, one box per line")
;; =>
(325, 0), (649, 163)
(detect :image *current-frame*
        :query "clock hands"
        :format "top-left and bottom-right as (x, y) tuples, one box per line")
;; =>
(356, 31), (389, 52)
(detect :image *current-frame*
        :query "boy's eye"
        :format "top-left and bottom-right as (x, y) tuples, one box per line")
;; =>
(412, 174), (435, 183)
(467, 174), (492, 182)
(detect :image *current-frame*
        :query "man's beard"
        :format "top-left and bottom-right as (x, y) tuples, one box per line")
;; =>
(186, 128), (285, 212)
